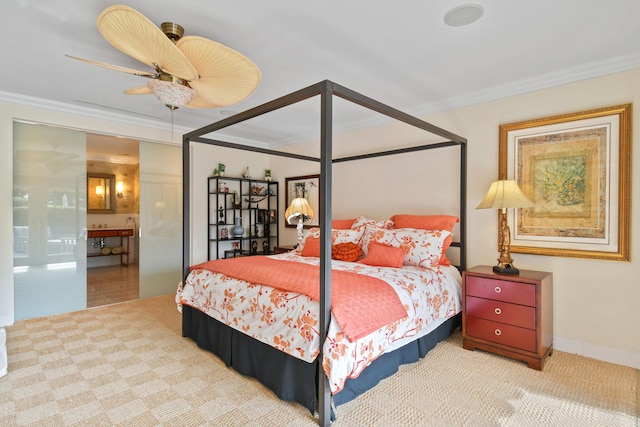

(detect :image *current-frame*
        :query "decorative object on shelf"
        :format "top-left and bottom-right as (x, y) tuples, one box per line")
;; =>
(220, 227), (229, 240)
(250, 226), (257, 237)
(242, 166), (251, 178)
(218, 163), (226, 176)
(218, 206), (225, 224)
(264, 169), (272, 181)
(111, 246), (124, 255)
(257, 209), (267, 224)
(285, 196), (315, 248)
(252, 241), (258, 254)
(232, 218), (244, 237)
(244, 196), (266, 203)
(251, 185), (264, 195)
(476, 180), (535, 275)
(232, 191), (241, 208)
(263, 241), (269, 254)
(233, 242), (240, 251)
(101, 247), (112, 255)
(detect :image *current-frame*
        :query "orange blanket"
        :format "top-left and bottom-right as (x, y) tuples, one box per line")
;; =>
(191, 256), (408, 341)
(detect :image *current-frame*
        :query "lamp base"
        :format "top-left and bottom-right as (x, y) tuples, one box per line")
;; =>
(493, 264), (520, 275)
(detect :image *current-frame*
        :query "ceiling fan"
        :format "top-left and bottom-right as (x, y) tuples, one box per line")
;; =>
(67, 5), (261, 110)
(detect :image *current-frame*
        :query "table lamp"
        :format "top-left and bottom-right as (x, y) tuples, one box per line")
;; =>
(285, 197), (314, 248)
(477, 179), (535, 275)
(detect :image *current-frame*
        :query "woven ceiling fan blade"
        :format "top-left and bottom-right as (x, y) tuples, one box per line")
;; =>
(185, 96), (219, 109)
(66, 55), (156, 77)
(97, 5), (198, 81)
(124, 86), (153, 95)
(177, 36), (261, 105)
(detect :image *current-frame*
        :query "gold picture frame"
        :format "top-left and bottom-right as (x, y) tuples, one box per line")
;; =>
(499, 104), (631, 260)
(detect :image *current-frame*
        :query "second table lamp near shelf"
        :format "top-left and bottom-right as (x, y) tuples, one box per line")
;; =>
(285, 197), (314, 248)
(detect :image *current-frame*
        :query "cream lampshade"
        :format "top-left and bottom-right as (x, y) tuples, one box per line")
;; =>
(285, 197), (314, 248)
(477, 180), (535, 275)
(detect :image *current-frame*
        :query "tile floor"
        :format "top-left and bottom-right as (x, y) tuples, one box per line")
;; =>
(87, 264), (139, 308)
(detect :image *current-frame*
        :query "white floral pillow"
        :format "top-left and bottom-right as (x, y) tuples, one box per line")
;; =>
(297, 227), (363, 252)
(350, 216), (394, 243)
(361, 225), (451, 269)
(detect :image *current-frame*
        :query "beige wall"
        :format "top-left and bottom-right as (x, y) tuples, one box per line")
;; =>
(1, 68), (638, 370)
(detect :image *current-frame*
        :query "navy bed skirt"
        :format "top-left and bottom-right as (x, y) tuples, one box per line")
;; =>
(182, 305), (460, 415)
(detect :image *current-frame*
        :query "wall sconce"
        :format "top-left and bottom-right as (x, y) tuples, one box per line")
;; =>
(116, 181), (124, 198)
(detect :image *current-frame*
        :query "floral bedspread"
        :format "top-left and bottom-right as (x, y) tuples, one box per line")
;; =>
(176, 252), (461, 394)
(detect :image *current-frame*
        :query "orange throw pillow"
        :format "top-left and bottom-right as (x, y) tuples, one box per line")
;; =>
(359, 242), (407, 268)
(300, 237), (320, 257)
(331, 242), (363, 262)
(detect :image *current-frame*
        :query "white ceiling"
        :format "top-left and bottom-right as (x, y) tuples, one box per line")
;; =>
(3, 1), (640, 147)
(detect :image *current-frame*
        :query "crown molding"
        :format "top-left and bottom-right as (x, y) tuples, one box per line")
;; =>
(0, 91), (271, 149)
(335, 53), (640, 136)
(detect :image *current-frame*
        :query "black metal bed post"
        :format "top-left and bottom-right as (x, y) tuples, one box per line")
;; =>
(182, 135), (191, 282)
(318, 81), (333, 427)
(459, 140), (467, 272)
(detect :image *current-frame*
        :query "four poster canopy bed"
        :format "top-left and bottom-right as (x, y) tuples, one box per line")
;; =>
(178, 80), (467, 426)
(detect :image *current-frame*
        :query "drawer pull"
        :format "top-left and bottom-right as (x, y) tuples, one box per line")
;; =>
(494, 329), (502, 336)
(494, 286), (502, 293)
(494, 307), (502, 315)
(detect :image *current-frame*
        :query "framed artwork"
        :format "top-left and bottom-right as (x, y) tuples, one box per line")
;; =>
(285, 174), (320, 228)
(499, 104), (631, 260)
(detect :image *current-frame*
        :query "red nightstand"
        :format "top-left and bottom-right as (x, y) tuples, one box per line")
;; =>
(462, 265), (553, 370)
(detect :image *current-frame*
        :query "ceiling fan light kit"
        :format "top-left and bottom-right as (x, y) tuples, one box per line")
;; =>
(148, 78), (197, 111)
(68, 5), (261, 111)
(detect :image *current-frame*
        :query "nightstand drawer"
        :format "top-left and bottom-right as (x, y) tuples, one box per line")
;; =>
(465, 296), (535, 329)
(466, 316), (536, 352)
(466, 276), (535, 306)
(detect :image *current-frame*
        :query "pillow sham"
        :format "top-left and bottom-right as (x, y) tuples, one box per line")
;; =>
(361, 225), (451, 269)
(331, 242), (363, 262)
(350, 216), (394, 243)
(332, 218), (357, 229)
(305, 227), (363, 245)
(390, 214), (459, 266)
(359, 242), (407, 268)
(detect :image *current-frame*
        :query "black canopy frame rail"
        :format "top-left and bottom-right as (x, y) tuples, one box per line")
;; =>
(182, 79), (467, 426)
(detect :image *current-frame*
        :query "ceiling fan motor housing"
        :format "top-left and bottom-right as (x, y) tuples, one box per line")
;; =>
(161, 22), (184, 42)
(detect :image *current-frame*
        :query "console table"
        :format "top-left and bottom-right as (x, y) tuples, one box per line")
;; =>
(87, 228), (133, 265)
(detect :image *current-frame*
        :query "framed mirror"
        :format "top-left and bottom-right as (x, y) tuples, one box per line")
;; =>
(87, 173), (116, 213)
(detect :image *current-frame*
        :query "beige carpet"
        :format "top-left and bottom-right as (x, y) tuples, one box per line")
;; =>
(1, 295), (637, 426)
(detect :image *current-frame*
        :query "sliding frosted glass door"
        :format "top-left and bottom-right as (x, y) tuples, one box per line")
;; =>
(13, 122), (87, 320)
(138, 141), (182, 298)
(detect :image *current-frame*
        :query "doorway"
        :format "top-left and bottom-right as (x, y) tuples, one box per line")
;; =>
(85, 133), (140, 307)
